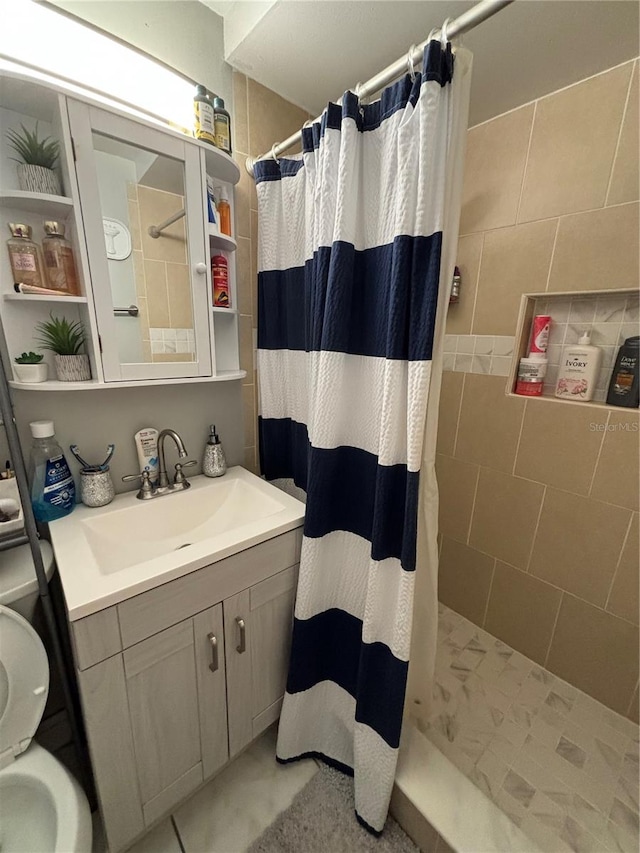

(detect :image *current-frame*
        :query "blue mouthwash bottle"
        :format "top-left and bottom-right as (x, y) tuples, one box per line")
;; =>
(29, 420), (75, 522)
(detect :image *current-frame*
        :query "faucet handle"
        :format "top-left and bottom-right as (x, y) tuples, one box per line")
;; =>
(122, 470), (155, 499)
(174, 460), (197, 485)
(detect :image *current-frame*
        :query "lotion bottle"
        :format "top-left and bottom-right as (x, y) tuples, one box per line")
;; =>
(555, 332), (602, 402)
(202, 425), (227, 477)
(134, 427), (159, 483)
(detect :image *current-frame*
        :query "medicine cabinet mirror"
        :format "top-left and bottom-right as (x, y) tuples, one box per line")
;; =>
(68, 101), (212, 382)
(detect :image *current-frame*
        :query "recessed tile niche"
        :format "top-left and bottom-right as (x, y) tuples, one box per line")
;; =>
(508, 289), (640, 406)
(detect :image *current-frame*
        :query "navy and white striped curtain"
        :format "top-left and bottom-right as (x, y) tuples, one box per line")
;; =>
(255, 40), (471, 834)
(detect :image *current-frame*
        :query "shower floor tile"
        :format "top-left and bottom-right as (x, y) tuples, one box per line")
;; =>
(424, 604), (640, 853)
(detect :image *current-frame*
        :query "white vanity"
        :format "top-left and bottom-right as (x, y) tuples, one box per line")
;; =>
(49, 468), (305, 853)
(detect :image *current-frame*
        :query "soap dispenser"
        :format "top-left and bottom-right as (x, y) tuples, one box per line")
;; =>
(203, 424), (227, 477)
(555, 331), (602, 401)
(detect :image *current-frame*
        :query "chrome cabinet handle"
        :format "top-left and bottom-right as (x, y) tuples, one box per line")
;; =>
(235, 617), (246, 654)
(207, 632), (218, 672)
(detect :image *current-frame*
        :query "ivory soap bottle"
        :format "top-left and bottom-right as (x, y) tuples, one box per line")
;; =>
(555, 332), (602, 401)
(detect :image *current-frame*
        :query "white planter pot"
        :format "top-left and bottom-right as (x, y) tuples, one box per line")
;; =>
(55, 354), (91, 382)
(16, 164), (61, 196)
(13, 362), (48, 383)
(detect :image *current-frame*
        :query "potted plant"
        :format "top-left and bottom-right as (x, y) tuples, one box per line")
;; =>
(35, 314), (90, 381)
(13, 352), (48, 384)
(6, 123), (61, 196)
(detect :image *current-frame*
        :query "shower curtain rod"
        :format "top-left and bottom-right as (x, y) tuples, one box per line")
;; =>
(246, 0), (513, 175)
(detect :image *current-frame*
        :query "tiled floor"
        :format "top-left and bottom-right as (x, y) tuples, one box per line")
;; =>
(421, 604), (639, 853)
(91, 726), (318, 853)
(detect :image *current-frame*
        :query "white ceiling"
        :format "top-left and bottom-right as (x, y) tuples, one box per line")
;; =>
(203, 0), (639, 127)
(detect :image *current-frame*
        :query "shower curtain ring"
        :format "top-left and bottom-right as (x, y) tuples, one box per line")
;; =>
(406, 44), (417, 80)
(441, 17), (453, 46)
(270, 143), (281, 165)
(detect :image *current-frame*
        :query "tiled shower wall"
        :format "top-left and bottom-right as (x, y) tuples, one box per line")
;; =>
(437, 58), (639, 720)
(231, 73), (310, 474)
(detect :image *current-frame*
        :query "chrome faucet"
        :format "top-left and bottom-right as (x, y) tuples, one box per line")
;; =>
(122, 428), (197, 500)
(158, 428), (188, 488)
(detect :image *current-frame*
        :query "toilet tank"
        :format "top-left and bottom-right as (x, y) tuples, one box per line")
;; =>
(0, 541), (55, 622)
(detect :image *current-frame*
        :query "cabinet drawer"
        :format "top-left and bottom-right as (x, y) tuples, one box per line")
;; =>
(118, 528), (301, 647)
(71, 606), (121, 669)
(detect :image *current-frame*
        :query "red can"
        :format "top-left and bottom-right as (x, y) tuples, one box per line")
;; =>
(212, 253), (230, 307)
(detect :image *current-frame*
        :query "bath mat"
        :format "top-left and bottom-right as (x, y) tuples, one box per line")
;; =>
(247, 763), (419, 853)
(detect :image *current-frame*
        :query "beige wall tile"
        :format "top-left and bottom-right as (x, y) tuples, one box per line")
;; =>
(446, 233), (483, 335)
(244, 445), (258, 475)
(455, 374), (525, 474)
(166, 263), (194, 329)
(132, 250), (146, 299)
(459, 104), (534, 235)
(629, 684), (639, 724)
(233, 161), (254, 239)
(144, 260), (169, 327)
(239, 314), (254, 381)
(152, 353), (191, 363)
(529, 488), (632, 607)
(242, 383), (256, 448)
(138, 187), (188, 264)
(247, 78), (308, 159)
(436, 371), (463, 457)
(547, 202), (640, 292)
(608, 62), (639, 206)
(438, 537), (495, 626)
(232, 72), (248, 156)
(607, 514), (639, 625)
(518, 63), (633, 222)
(485, 561), (562, 665)
(472, 219), (557, 336)
(546, 593), (639, 716)
(469, 468), (544, 569)
(515, 400), (606, 494)
(436, 453), (479, 544)
(236, 236), (252, 315)
(591, 411), (640, 512)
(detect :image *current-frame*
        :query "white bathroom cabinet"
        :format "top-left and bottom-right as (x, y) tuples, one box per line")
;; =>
(0, 69), (243, 390)
(70, 528), (301, 853)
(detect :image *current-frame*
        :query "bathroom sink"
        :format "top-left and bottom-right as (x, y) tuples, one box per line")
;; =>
(49, 467), (305, 620)
(80, 473), (286, 574)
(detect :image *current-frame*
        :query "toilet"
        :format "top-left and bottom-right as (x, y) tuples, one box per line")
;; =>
(0, 605), (92, 852)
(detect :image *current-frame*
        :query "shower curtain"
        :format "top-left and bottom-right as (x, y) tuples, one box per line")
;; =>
(254, 40), (472, 834)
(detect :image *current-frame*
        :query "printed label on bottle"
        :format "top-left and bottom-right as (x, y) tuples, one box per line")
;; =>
(195, 102), (216, 144)
(214, 114), (231, 151)
(12, 252), (36, 271)
(43, 454), (75, 510)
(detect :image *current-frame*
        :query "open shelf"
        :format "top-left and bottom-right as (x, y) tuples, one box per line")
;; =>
(4, 293), (87, 304)
(0, 189), (73, 216)
(509, 287), (639, 406)
(8, 371), (246, 391)
(212, 306), (238, 314)
(207, 225), (237, 253)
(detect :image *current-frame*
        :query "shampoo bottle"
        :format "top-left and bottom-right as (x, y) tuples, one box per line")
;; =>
(555, 332), (602, 401)
(606, 336), (640, 407)
(29, 420), (75, 522)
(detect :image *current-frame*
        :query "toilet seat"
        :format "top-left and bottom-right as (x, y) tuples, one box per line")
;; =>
(0, 605), (49, 769)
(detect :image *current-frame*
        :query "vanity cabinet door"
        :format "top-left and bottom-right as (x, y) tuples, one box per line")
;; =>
(224, 565), (297, 757)
(123, 618), (205, 825)
(194, 604), (229, 780)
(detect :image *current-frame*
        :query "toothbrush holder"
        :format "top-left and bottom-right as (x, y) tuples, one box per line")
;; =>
(80, 468), (115, 508)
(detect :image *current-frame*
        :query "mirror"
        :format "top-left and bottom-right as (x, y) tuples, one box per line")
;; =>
(91, 132), (197, 366)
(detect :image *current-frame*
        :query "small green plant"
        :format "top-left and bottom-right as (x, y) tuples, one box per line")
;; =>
(35, 314), (85, 355)
(6, 123), (59, 169)
(14, 351), (44, 364)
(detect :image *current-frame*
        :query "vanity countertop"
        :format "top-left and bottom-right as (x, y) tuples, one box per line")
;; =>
(50, 467), (305, 621)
